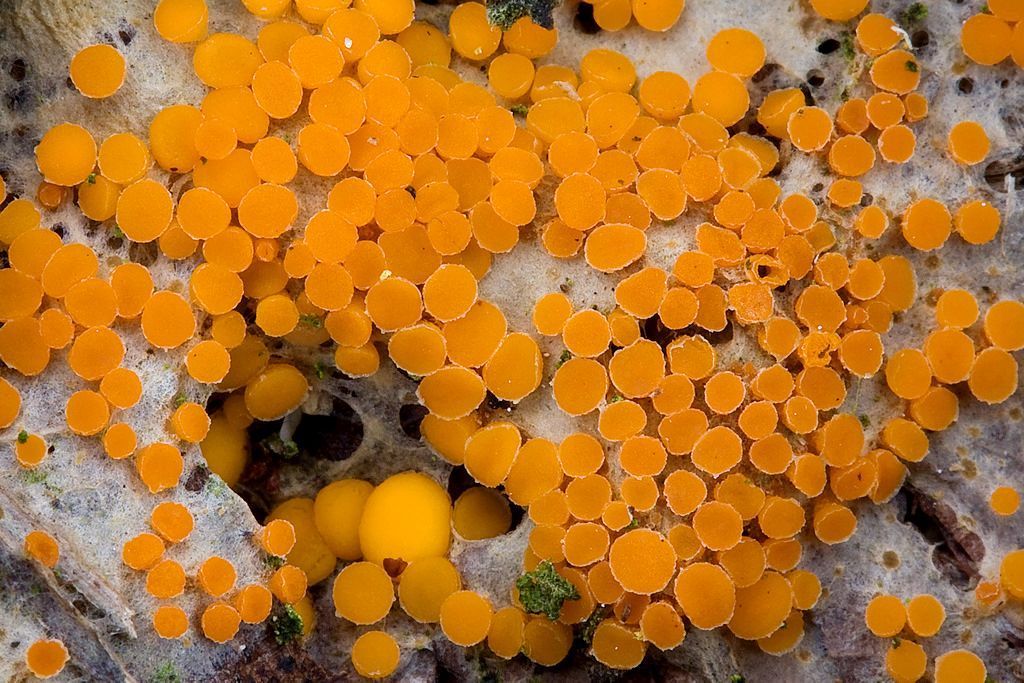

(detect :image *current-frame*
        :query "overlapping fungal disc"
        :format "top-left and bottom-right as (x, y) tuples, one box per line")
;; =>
(25, 639), (69, 679)
(1, 0), (1020, 675)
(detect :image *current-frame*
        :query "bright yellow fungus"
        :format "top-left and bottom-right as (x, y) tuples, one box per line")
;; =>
(358, 471), (452, 565)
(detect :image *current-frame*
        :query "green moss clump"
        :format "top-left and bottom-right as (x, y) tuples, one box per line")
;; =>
(486, 0), (557, 31)
(515, 560), (579, 620)
(152, 662), (180, 683)
(902, 2), (928, 24)
(270, 605), (304, 645)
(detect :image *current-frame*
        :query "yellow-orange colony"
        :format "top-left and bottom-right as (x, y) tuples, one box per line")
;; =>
(2, 0), (1023, 679)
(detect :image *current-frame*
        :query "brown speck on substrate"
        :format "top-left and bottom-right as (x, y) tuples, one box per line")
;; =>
(882, 550), (900, 569)
(184, 465), (210, 492)
(961, 459), (978, 479)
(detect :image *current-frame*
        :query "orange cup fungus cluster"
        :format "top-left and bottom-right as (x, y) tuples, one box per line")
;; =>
(0, 0), (1021, 678)
(960, 1), (1024, 68)
(863, 592), (964, 682)
(575, 0), (685, 32)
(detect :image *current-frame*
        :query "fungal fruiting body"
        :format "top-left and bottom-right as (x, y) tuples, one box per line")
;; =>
(0, 0), (1019, 679)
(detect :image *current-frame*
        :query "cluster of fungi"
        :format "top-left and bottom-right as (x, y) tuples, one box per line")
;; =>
(2, 0), (1024, 679)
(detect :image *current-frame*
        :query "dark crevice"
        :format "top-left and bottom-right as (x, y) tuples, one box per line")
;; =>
(817, 38), (840, 54)
(505, 493), (525, 532)
(117, 22), (136, 46)
(184, 465), (210, 492)
(984, 154), (1024, 193)
(640, 316), (675, 350)
(896, 483), (985, 588)
(399, 403), (428, 439)
(751, 62), (779, 84)
(292, 398), (363, 461)
(235, 400), (364, 520)
(238, 418), (288, 521)
(998, 619), (1024, 650)
(128, 241), (159, 267)
(447, 465), (477, 501)
(485, 392), (514, 412)
(8, 58), (26, 81)
(798, 82), (816, 106)
(215, 640), (332, 682)
(573, 1), (601, 34)
(746, 120), (767, 137)
(703, 321), (735, 345)
(3, 85), (31, 112)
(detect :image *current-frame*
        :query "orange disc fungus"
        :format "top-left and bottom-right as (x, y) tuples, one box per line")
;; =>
(591, 619), (647, 670)
(865, 594), (907, 637)
(453, 487), (512, 540)
(333, 561), (395, 624)
(261, 518), (298, 558)
(235, 584), (273, 625)
(141, 291), (196, 349)
(399, 556), (462, 624)
(122, 532), (166, 571)
(147, 559), (186, 599)
(934, 649), (987, 683)
(351, 631), (401, 679)
(197, 556), (237, 597)
(269, 564), (308, 605)
(154, 0), (208, 42)
(1000, 549), (1024, 598)
(991, 486), (1021, 516)
(201, 602), (241, 644)
(244, 364), (309, 420)
(150, 502), (195, 544)
(985, 300), (1024, 351)
(727, 571), (793, 640)
(604, 528), (676, 595)
(3, 6), (1024, 676)
(70, 44), (126, 98)
(906, 593), (946, 638)
(487, 606), (526, 659)
(24, 530), (59, 569)
(135, 443), (184, 493)
(25, 639), (69, 679)
(674, 562), (736, 630)
(358, 471), (452, 564)
(65, 390), (110, 436)
(886, 638), (927, 683)
(969, 348), (1019, 404)
(35, 123), (96, 186)
(440, 590), (493, 646)
(16, 432), (47, 468)
(483, 333), (543, 402)
(153, 604), (190, 639)
(961, 13), (1012, 65)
